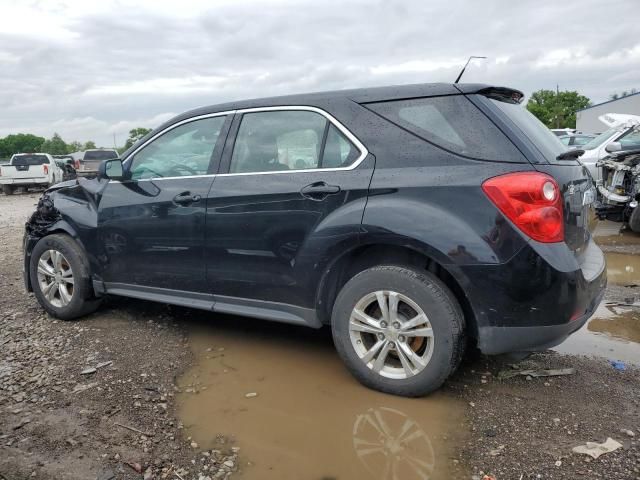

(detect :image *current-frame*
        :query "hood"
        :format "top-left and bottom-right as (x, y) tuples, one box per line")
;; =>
(598, 113), (640, 129)
(45, 179), (78, 193)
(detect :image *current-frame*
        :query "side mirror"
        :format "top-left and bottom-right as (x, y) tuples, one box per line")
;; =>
(605, 142), (622, 153)
(99, 159), (125, 180)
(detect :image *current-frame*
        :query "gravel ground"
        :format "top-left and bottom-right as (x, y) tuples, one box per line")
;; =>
(1, 191), (639, 480)
(0, 193), (238, 480)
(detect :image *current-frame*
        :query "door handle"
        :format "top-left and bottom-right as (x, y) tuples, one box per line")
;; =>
(300, 182), (341, 200)
(173, 192), (201, 205)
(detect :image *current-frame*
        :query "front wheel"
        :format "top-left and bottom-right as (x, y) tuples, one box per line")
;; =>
(331, 266), (465, 397)
(30, 234), (101, 320)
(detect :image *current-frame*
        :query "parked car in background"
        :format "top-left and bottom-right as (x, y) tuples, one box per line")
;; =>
(53, 155), (77, 181)
(551, 128), (577, 137)
(23, 83), (605, 397)
(559, 134), (595, 149)
(0, 153), (63, 195)
(579, 113), (640, 181)
(71, 149), (119, 172)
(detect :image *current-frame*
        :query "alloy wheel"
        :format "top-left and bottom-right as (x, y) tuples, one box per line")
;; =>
(349, 290), (434, 379)
(36, 249), (75, 308)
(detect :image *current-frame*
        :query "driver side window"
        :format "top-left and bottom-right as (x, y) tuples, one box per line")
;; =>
(129, 116), (226, 180)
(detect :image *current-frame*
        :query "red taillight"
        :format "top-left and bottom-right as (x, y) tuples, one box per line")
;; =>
(482, 172), (564, 243)
(43, 164), (49, 175)
(74, 159), (80, 169)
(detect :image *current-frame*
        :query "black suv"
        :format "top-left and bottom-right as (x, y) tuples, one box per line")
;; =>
(23, 83), (606, 397)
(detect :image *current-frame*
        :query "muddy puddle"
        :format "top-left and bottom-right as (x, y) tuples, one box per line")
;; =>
(605, 251), (640, 286)
(177, 316), (466, 480)
(554, 303), (640, 364)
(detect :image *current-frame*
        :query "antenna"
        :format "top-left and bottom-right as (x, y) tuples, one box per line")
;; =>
(454, 56), (487, 84)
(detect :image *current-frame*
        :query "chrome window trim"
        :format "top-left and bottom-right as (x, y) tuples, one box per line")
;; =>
(119, 105), (369, 181)
(121, 110), (236, 167)
(219, 105), (368, 176)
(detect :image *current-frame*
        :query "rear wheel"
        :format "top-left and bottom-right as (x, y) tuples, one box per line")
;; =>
(629, 207), (640, 233)
(331, 265), (465, 397)
(2, 185), (14, 195)
(30, 234), (101, 320)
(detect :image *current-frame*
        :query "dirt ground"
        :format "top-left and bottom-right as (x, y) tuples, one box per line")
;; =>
(1, 191), (639, 480)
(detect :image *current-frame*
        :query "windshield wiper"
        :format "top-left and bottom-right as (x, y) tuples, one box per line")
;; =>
(556, 149), (585, 160)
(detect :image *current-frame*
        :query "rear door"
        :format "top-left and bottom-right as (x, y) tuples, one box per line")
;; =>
(204, 107), (374, 309)
(97, 114), (231, 292)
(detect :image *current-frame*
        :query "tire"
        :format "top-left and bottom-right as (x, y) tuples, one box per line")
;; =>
(30, 234), (101, 320)
(629, 207), (640, 233)
(2, 185), (14, 195)
(331, 265), (465, 397)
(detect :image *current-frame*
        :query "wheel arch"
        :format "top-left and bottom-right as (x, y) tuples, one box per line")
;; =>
(315, 242), (478, 340)
(24, 220), (89, 293)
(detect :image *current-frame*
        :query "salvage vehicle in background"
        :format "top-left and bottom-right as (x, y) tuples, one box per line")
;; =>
(53, 155), (78, 182)
(578, 113), (640, 181)
(596, 147), (640, 232)
(22, 83), (606, 397)
(559, 133), (594, 149)
(71, 148), (119, 172)
(0, 153), (63, 195)
(551, 128), (577, 137)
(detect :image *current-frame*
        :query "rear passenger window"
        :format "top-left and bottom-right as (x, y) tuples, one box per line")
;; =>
(321, 125), (360, 168)
(368, 96), (525, 162)
(229, 110), (362, 173)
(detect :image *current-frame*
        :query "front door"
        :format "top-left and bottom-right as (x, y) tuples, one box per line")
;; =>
(205, 108), (374, 309)
(97, 114), (231, 292)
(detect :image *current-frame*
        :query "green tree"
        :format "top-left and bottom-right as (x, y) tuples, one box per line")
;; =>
(67, 141), (82, 152)
(526, 89), (591, 129)
(83, 141), (96, 150)
(40, 133), (69, 155)
(123, 127), (151, 150)
(0, 133), (45, 158)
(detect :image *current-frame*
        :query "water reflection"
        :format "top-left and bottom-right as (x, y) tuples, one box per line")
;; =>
(554, 303), (640, 364)
(176, 315), (464, 479)
(353, 407), (435, 480)
(588, 305), (640, 344)
(604, 252), (640, 286)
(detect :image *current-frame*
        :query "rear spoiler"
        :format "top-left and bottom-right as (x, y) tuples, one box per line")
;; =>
(454, 84), (525, 104)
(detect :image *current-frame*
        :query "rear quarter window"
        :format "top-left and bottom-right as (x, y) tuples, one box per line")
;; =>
(367, 95), (526, 162)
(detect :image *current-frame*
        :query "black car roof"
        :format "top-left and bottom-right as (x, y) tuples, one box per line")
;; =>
(168, 82), (500, 122)
(123, 82), (519, 158)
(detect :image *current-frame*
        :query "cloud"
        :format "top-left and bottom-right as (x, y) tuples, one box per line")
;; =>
(0, 0), (639, 146)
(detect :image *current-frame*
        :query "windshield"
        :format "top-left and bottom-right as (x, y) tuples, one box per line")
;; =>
(11, 154), (49, 165)
(489, 98), (566, 160)
(580, 128), (618, 151)
(84, 150), (118, 161)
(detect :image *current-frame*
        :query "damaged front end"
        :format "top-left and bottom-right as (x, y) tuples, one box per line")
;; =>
(595, 149), (640, 232)
(23, 178), (105, 292)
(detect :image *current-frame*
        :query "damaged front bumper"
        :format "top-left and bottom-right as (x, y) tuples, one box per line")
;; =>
(23, 193), (63, 292)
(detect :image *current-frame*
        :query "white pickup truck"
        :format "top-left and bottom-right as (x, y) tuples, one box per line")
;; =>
(0, 153), (64, 195)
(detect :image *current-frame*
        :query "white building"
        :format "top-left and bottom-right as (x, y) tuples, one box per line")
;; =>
(576, 92), (640, 134)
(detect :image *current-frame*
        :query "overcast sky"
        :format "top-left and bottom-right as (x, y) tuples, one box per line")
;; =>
(1, 0), (639, 147)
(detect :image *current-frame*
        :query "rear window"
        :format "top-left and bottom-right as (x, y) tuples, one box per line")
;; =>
(12, 154), (49, 165)
(489, 99), (566, 160)
(84, 150), (118, 161)
(367, 95), (525, 162)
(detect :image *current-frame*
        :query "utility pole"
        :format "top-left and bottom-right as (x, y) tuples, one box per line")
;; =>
(556, 84), (561, 129)
(454, 56), (487, 84)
